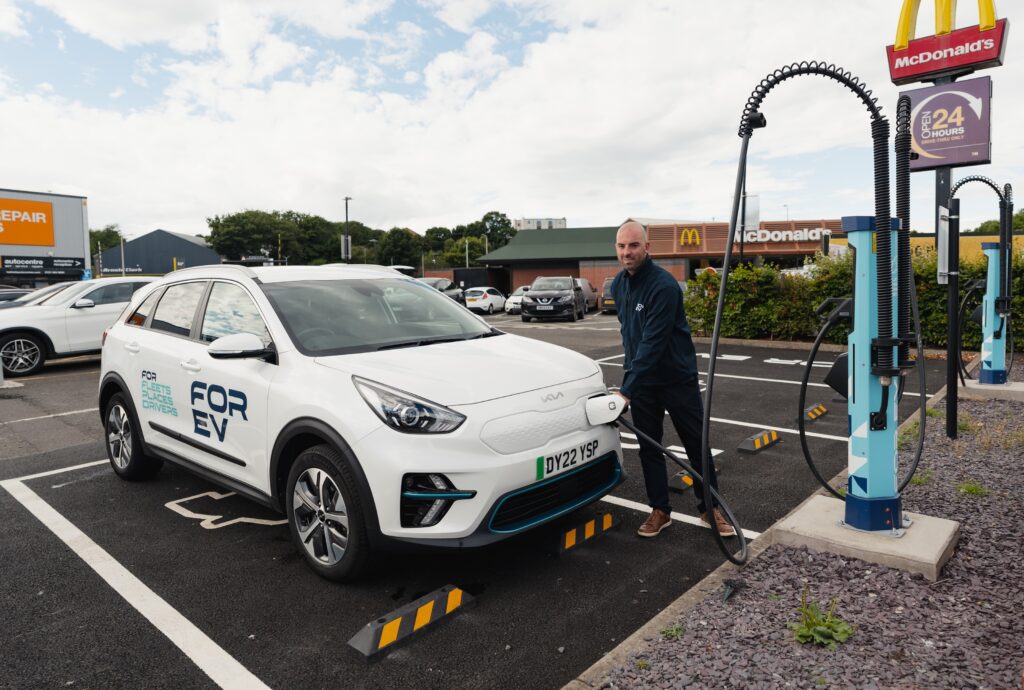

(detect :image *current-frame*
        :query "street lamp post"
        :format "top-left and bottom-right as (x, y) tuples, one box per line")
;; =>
(784, 204), (790, 222)
(342, 195), (353, 262)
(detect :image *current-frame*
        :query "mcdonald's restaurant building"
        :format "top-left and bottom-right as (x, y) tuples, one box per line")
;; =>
(479, 218), (841, 290)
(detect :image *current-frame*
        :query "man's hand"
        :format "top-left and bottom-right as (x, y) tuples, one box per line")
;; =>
(612, 392), (630, 418)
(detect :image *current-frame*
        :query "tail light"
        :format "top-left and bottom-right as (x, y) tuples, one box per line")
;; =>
(481, 293), (488, 300)
(102, 327), (110, 346)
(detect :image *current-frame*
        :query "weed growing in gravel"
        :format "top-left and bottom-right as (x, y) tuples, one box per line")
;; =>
(634, 659), (649, 671)
(788, 587), (855, 651)
(659, 624), (685, 641)
(956, 413), (981, 434)
(836, 486), (847, 498)
(898, 420), (920, 449)
(1002, 430), (1024, 449)
(909, 469), (933, 486)
(957, 481), (989, 497)
(768, 592), (783, 601)
(925, 407), (941, 418)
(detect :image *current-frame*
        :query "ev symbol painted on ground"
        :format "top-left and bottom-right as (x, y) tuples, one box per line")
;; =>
(165, 491), (287, 529)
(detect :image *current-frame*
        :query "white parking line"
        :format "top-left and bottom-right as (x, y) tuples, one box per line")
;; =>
(1, 466), (270, 690)
(0, 408), (98, 425)
(708, 416), (847, 441)
(600, 494), (761, 540)
(594, 362), (932, 398)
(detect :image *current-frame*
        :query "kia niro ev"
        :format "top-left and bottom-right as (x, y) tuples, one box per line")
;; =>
(99, 265), (623, 580)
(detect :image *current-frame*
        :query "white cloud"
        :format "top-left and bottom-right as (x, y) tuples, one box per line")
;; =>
(28, 0), (393, 49)
(419, 0), (495, 33)
(54, 29), (65, 51)
(0, 0), (27, 37)
(109, 87), (125, 99)
(132, 54), (157, 87)
(0, 1), (1020, 237)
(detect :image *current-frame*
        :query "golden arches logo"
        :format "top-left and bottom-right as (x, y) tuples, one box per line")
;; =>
(895, 0), (998, 51)
(679, 228), (701, 246)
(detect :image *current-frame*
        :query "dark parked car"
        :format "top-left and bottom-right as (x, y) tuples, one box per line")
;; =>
(521, 276), (586, 322)
(600, 277), (616, 314)
(0, 289), (31, 303)
(417, 277), (465, 304)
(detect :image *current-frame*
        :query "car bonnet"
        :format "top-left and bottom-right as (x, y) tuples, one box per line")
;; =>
(313, 333), (600, 406)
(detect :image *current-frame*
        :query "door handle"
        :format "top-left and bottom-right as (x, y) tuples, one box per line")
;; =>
(180, 359), (202, 373)
(124, 342), (140, 354)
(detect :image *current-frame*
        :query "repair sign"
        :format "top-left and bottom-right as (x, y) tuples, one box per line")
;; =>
(903, 76), (992, 172)
(0, 198), (55, 246)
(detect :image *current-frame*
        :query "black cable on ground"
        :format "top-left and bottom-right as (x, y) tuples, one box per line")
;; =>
(615, 416), (748, 555)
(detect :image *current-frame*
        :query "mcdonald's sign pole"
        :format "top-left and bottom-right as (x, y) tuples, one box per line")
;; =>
(887, 0), (1008, 438)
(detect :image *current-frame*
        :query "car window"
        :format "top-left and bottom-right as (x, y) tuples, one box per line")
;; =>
(487, 289), (500, 296)
(602, 278), (614, 290)
(532, 278), (571, 291)
(82, 282), (135, 306)
(126, 290), (162, 327)
(150, 282), (207, 337)
(465, 289), (484, 297)
(512, 286), (527, 296)
(38, 283), (87, 306)
(200, 282), (271, 345)
(261, 278), (491, 355)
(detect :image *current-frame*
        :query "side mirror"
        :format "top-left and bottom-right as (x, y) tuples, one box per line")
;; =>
(72, 298), (95, 309)
(208, 332), (274, 361)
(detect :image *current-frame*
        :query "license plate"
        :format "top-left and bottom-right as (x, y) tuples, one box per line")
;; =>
(536, 305), (553, 310)
(603, 300), (614, 305)
(536, 439), (600, 480)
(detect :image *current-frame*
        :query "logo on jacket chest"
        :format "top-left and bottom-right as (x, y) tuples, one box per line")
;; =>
(635, 302), (645, 312)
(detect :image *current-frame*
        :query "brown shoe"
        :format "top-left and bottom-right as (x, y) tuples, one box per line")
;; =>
(700, 509), (737, 537)
(637, 509), (672, 538)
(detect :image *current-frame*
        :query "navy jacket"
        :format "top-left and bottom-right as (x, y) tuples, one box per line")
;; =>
(611, 256), (698, 397)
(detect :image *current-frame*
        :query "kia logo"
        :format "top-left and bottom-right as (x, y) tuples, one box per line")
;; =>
(541, 392), (564, 403)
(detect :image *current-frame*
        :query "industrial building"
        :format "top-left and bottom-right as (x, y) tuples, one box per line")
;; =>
(98, 229), (221, 276)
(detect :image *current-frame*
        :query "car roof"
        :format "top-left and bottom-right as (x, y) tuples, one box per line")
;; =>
(164, 264), (409, 285)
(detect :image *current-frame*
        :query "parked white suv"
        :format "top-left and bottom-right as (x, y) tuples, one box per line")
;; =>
(0, 277), (155, 376)
(99, 265), (623, 580)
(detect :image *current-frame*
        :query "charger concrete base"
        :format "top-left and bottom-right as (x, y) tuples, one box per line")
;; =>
(960, 379), (1024, 402)
(772, 495), (959, 581)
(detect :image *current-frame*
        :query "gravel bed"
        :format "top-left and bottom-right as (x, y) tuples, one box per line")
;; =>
(598, 398), (1024, 689)
(1007, 353), (1022, 382)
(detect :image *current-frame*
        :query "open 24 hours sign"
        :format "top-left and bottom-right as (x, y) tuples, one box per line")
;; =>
(903, 76), (992, 172)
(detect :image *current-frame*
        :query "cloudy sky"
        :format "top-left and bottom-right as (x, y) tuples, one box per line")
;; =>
(0, 0), (1019, 238)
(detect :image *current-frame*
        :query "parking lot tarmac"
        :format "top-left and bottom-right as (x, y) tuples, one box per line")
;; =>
(0, 313), (945, 689)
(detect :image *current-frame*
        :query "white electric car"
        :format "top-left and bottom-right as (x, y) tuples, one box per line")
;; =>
(0, 277), (155, 377)
(99, 265), (623, 580)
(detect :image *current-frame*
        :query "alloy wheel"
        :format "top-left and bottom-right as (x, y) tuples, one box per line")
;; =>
(0, 338), (41, 374)
(106, 404), (133, 469)
(292, 467), (350, 565)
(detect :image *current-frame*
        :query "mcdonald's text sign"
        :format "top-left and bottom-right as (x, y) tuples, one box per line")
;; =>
(886, 0), (1008, 85)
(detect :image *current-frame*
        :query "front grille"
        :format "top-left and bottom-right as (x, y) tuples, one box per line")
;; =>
(488, 452), (620, 533)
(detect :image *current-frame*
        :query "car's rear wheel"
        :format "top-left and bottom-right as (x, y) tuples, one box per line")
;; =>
(569, 306), (578, 322)
(105, 393), (162, 480)
(286, 444), (369, 581)
(0, 333), (46, 377)
(487, 304), (494, 314)
(579, 303), (586, 320)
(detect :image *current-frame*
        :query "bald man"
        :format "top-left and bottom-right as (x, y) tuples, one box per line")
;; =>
(610, 221), (734, 538)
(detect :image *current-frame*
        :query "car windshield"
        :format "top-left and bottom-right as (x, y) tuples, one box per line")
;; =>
(36, 282), (88, 305)
(532, 278), (571, 291)
(17, 282), (73, 304)
(512, 286), (527, 296)
(417, 278), (445, 289)
(602, 278), (614, 290)
(261, 278), (494, 355)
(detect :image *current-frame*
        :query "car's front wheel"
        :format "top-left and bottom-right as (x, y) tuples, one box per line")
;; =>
(0, 332), (46, 377)
(105, 393), (162, 480)
(286, 444), (369, 581)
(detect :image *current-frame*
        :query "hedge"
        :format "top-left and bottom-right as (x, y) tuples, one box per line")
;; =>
(684, 247), (1024, 349)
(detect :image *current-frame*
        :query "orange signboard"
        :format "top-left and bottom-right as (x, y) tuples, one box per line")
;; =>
(0, 198), (55, 246)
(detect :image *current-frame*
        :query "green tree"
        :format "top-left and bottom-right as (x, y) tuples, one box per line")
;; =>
(480, 211), (515, 249)
(443, 236), (486, 267)
(377, 227), (424, 267)
(206, 210), (294, 260)
(424, 226), (452, 252)
(89, 224), (123, 253)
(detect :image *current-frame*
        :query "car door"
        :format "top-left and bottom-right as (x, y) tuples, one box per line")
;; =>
(64, 281), (140, 353)
(134, 280), (212, 464)
(186, 280), (276, 490)
(487, 288), (506, 311)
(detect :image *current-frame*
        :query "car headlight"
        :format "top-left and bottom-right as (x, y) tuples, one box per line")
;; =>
(558, 295), (574, 304)
(353, 376), (465, 434)
(523, 295), (535, 303)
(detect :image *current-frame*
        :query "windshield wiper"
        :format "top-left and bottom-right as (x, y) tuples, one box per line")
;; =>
(376, 337), (465, 351)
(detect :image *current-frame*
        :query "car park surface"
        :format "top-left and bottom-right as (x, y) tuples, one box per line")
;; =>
(0, 310), (944, 689)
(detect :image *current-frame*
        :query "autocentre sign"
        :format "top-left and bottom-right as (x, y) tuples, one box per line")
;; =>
(886, 0), (1008, 85)
(903, 76), (991, 171)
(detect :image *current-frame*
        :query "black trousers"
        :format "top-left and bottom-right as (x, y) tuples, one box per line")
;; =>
(629, 377), (720, 515)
